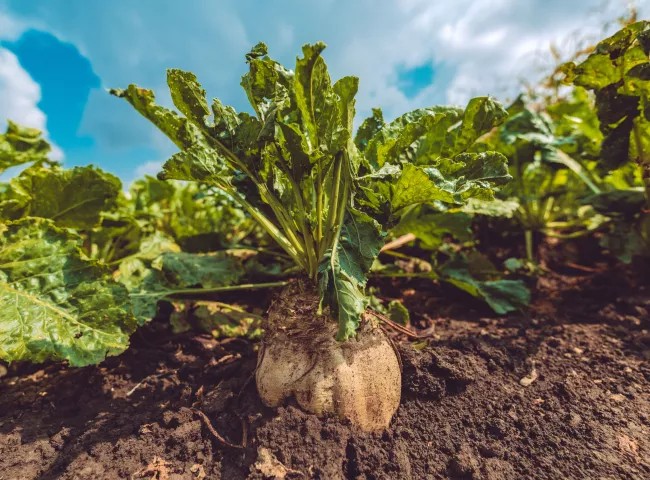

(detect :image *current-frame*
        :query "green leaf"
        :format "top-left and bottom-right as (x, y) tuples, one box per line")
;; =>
(109, 85), (207, 150)
(134, 231), (181, 261)
(153, 251), (245, 288)
(388, 300), (410, 326)
(0, 166), (122, 229)
(130, 175), (175, 209)
(294, 42), (328, 150)
(0, 121), (53, 175)
(158, 145), (230, 186)
(318, 208), (384, 340)
(355, 108), (384, 153)
(439, 252), (530, 314)
(246, 42), (268, 62)
(171, 301), (262, 340)
(167, 69), (211, 127)
(390, 152), (511, 212)
(120, 251), (246, 324)
(392, 210), (472, 250)
(585, 188), (645, 216)
(447, 96), (508, 156)
(0, 218), (136, 366)
(458, 197), (519, 217)
(561, 21), (650, 175)
(336, 208), (385, 286)
(365, 109), (445, 168)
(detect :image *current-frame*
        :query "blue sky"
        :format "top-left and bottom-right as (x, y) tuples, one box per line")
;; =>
(0, 0), (645, 185)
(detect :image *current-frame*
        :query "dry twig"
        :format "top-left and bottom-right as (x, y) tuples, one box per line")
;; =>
(368, 310), (423, 339)
(186, 407), (247, 449)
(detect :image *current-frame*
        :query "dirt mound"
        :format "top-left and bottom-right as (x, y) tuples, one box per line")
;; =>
(1, 267), (649, 479)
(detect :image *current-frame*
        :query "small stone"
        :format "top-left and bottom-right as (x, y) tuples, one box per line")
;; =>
(569, 413), (582, 426)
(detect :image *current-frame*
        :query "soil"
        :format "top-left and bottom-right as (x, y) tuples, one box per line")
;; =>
(1, 247), (650, 479)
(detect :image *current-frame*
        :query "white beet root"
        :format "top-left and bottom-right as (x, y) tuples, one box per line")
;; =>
(255, 281), (401, 432)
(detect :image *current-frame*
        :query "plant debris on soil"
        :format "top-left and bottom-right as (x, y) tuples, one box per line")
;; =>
(1, 259), (649, 479)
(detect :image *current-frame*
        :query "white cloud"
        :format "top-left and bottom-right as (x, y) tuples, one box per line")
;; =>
(0, 47), (63, 161)
(134, 160), (163, 179)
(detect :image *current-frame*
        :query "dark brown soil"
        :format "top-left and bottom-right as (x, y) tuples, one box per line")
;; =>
(1, 261), (650, 479)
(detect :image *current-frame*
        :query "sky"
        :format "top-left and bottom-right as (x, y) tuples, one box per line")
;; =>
(0, 0), (646, 186)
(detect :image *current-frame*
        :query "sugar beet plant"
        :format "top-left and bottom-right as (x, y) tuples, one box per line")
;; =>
(0, 123), (282, 367)
(562, 20), (650, 260)
(113, 42), (511, 430)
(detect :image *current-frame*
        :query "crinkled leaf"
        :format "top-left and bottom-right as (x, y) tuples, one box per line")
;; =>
(365, 109), (445, 168)
(319, 208), (384, 340)
(109, 85), (207, 150)
(0, 120), (53, 174)
(458, 197), (519, 217)
(390, 152), (511, 212)
(120, 251), (246, 324)
(171, 301), (262, 340)
(392, 210), (472, 250)
(388, 300), (410, 326)
(562, 21), (650, 173)
(0, 166), (122, 229)
(294, 42), (327, 150)
(167, 69), (211, 127)
(446, 96), (508, 156)
(0, 218), (136, 366)
(153, 251), (245, 288)
(439, 252), (530, 314)
(158, 145), (230, 186)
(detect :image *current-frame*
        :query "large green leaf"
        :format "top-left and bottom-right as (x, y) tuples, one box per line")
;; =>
(445, 96), (509, 156)
(0, 121), (53, 175)
(389, 152), (511, 212)
(109, 85), (208, 150)
(0, 218), (136, 366)
(364, 109), (445, 169)
(457, 197), (519, 217)
(0, 166), (121, 229)
(392, 210), (472, 250)
(319, 209), (384, 340)
(153, 251), (245, 288)
(167, 69), (211, 127)
(439, 252), (530, 314)
(119, 251), (246, 324)
(562, 20), (650, 172)
(158, 145), (230, 186)
(294, 42), (344, 153)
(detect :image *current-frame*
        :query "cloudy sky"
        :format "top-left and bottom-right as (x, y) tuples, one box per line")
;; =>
(0, 0), (645, 184)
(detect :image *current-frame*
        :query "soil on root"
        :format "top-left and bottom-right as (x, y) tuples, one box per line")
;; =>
(1, 265), (649, 479)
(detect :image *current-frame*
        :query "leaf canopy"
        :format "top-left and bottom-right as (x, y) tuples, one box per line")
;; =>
(0, 121), (54, 175)
(562, 20), (650, 173)
(113, 42), (512, 339)
(0, 165), (122, 230)
(0, 218), (136, 366)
